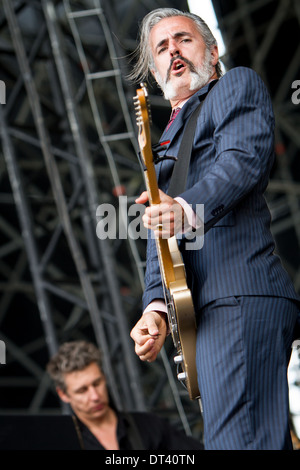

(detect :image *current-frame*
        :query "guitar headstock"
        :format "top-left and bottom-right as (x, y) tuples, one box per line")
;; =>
(133, 83), (152, 152)
(133, 82), (151, 124)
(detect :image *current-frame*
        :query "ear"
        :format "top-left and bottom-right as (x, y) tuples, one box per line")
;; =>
(56, 387), (70, 404)
(150, 68), (157, 80)
(210, 45), (219, 66)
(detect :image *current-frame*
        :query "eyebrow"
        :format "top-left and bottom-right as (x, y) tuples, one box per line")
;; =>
(73, 376), (103, 393)
(155, 31), (193, 51)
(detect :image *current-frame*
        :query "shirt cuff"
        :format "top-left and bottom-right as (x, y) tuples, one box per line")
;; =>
(143, 299), (167, 315)
(174, 196), (202, 233)
(143, 300), (170, 335)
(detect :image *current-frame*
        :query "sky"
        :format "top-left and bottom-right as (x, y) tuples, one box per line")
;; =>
(188, 0), (226, 57)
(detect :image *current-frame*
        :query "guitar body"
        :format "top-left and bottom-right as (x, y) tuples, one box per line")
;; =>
(170, 285), (199, 400)
(134, 84), (200, 400)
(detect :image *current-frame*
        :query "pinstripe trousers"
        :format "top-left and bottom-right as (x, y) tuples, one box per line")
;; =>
(196, 295), (298, 450)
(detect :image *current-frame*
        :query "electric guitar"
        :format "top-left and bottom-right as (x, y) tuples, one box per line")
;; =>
(133, 83), (200, 400)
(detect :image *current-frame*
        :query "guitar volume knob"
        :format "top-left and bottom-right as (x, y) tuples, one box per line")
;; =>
(174, 354), (183, 364)
(177, 372), (187, 381)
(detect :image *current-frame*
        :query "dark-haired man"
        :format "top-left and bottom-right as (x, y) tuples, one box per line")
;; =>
(47, 340), (203, 450)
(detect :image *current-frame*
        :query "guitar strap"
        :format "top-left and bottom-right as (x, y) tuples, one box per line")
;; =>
(167, 80), (217, 198)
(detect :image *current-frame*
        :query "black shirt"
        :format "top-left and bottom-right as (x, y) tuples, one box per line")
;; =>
(74, 411), (203, 450)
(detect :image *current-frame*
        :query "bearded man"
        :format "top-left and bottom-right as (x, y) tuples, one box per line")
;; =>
(129, 8), (300, 450)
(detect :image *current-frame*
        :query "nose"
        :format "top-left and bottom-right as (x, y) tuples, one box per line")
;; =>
(169, 39), (180, 57)
(89, 386), (100, 400)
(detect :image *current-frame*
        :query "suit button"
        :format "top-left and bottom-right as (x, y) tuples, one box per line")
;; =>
(211, 204), (224, 216)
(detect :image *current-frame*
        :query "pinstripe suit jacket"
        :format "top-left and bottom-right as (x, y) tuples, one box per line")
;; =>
(143, 67), (299, 313)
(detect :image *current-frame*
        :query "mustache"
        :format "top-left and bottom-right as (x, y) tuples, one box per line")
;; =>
(166, 55), (197, 82)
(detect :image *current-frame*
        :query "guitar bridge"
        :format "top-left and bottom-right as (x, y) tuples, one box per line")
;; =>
(166, 300), (180, 349)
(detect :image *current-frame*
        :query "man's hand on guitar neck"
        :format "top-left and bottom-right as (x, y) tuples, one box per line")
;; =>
(130, 311), (167, 362)
(136, 189), (186, 238)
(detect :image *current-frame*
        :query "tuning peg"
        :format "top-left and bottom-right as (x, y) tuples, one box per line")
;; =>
(133, 97), (139, 109)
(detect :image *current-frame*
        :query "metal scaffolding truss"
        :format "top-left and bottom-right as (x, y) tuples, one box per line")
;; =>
(214, 0), (300, 290)
(0, 0), (146, 413)
(0, 0), (200, 438)
(0, 0), (299, 446)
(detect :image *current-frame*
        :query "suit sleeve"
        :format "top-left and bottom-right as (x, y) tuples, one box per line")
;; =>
(179, 67), (275, 231)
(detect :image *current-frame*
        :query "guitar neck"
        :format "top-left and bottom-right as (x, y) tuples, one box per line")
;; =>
(141, 153), (176, 288)
(144, 161), (160, 205)
(134, 85), (176, 288)
(139, 118), (160, 205)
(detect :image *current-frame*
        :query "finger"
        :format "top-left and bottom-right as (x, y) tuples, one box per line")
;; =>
(131, 312), (167, 358)
(135, 338), (156, 360)
(144, 321), (160, 337)
(135, 191), (149, 204)
(140, 352), (158, 363)
(130, 321), (159, 345)
(143, 211), (166, 233)
(145, 204), (176, 224)
(130, 327), (149, 346)
(158, 189), (170, 202)
(138, 341), (160, 362)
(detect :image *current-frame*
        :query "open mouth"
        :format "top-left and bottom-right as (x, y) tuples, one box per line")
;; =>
(165, 56), (193, 83)
(172, 60), (186, 74)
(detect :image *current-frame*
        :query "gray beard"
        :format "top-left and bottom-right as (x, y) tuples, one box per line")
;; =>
(156, 49), (214, 101)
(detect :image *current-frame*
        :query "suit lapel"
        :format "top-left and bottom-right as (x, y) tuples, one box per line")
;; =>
(155, 83), (213, 181)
